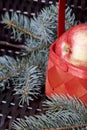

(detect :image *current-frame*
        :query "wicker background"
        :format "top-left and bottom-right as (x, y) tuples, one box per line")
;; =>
(0, 0), (87, 130)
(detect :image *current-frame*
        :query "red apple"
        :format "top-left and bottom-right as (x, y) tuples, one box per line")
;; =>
(55, 24), (87, 67)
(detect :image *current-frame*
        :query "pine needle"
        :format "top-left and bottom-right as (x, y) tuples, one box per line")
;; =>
(42, 123), (87, 130)
(7, 20), (41, 40)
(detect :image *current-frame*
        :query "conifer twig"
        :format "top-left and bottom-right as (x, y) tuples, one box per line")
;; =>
(0, 71), (19, 82)
(42, 123), (87, 130)
(0, 72), (16, 81)
(7, 20), (41, 40)
(27, 43), (50, 54)
(0, 67), (25, 82)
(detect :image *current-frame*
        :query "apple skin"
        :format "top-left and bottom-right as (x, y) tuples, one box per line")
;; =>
(55, 24), (87, 67)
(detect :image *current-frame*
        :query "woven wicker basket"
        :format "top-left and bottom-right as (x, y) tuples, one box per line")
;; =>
(46, 0), (87, 104)
(0, 0), (87, 129)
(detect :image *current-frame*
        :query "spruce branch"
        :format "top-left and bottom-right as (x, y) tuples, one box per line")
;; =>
(2, 5), (76, 50)
(65, 7), (76, 30)
(26, 41), (50, 55)
(0, 45), (47, 87)
(7, 20), (41, 40)
(42, 123), (87, 130)
(0, 56), (19, 90)
(13, 65), (43, 105)
(43, 95), (87, 120)
(0, 56), (44, 105)
(12, 95), (87, 130)
(2, 12), (41, 41)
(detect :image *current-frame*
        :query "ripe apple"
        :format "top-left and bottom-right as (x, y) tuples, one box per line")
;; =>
(55, 24), (87, 67)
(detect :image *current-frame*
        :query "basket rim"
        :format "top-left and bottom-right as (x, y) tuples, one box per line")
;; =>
(50, 41), (87, 79)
